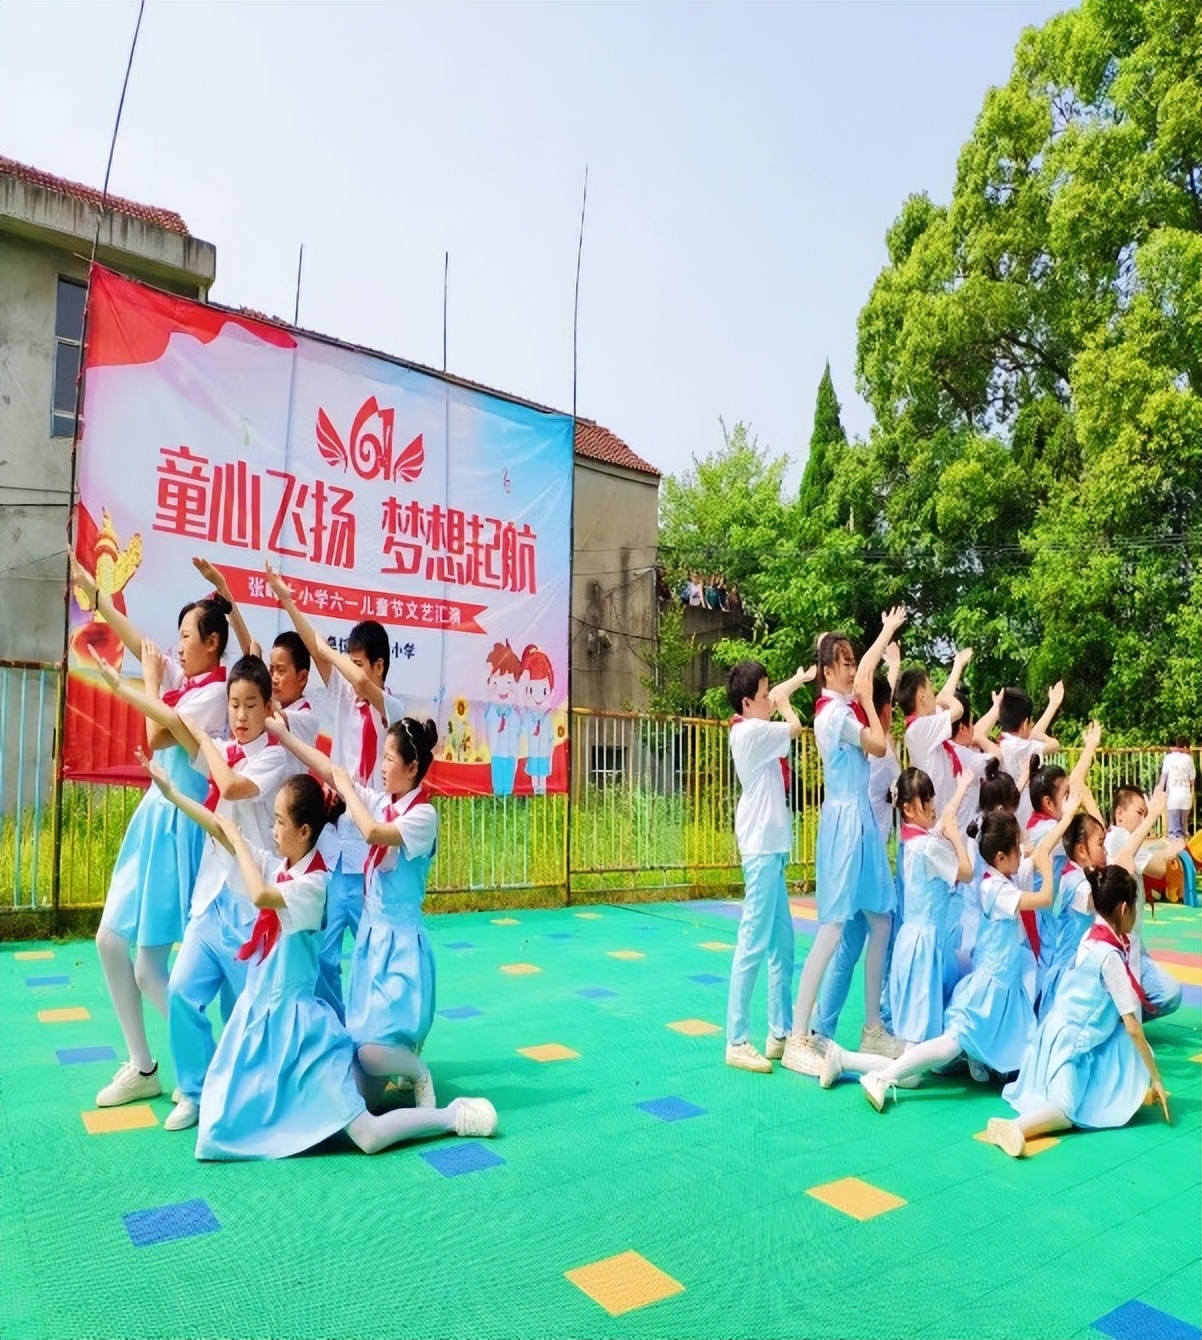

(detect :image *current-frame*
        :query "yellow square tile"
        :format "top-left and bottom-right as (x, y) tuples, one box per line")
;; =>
(38, 1007), (90, 1023)
(565, 1250), (685, 1317)
(82, 1104), (159, 1134)
(14, 950), (54, 961)
(806, 1176), (906, 1221)
(666, 1018), (721, 1036)
(698, 941), (735, 951)
(973, 1130), (1060, 1157)
(500, 962), (541, 975)
(491, 917), (520, 925)
(607, 950), (645, 960)
(518, 1043), (581, 1062)
(574, 912), (602, 920)
(1167, 963), (1201, 985)
(1190, 1052), (1202, 1064)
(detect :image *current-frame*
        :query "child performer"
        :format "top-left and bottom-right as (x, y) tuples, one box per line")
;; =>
(1107, 786), (1184, 1019)
(723, 659), (815, 1072)
(157, 655), (296, 1130)
(266, 563), (405, 1020)
(782, 605), (908, 1078)
(268, 630), (323, 749)
(896, 647), (973, 814)
(73, 555), (242, 1110)
(270, 715), (440, 1106)
(177, 775), (495, 1159)
(884, 767), (974, 1049)
(821, 783), (1082, 1107)
(998, 682), (1064, 827)
(813, 661), (901, 1044)
(990, 863), (1171, 1157)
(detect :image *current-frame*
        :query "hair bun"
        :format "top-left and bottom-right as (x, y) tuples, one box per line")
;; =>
(206, 592), (233, 615)
(983, 758), (1000, 781)
(420, 718), (438, 749)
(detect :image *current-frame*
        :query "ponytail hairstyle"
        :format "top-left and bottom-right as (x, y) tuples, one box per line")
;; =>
(389, 717), (438, 785)
(178, 593), (231, 659)
(278, 775), (330, 853)
(1063, 812), (1105, 865)
(815, 632), (856, 691)
(894, 766), (935, 819)
(977, 811), (1021, 868)
(1086, 865), (1138, 921)
(969, 759), (1021, 836)
(1029, 763), (1067, 818)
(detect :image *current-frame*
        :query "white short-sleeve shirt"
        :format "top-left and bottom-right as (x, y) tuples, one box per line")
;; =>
(868, 744), (901, 842)
(160, 661), (228, 739)
(999, 734), (1044, 827)
(1160, 752), (1196, 811)
(281, 696), (324, 751)
(904, 708), (955, 812)
(950, 744), (996, 842)
(729, 717), (793, 858)
(326, 673), (406, 873)
(352, 782), (438, 884)
(1077, 928), (1141, 1017)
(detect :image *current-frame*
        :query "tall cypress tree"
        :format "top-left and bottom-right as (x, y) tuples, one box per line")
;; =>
(798, 361), (846, 519)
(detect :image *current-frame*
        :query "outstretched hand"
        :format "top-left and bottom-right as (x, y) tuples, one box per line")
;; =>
(69, 552), (98, 602)
(88, 645), (119, 686)
(192, 556), (232, 601)
(880, 605), (908, 637)
(1081, 719), (1103, 751)
(264, 560), (291, 602)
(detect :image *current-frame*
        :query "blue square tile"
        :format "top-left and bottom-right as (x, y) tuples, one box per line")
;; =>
(443, 941), (475, 950)
(689, 973), (725, 985)
(1093, 1301), (1202, 1340)
(546, 932), (573, 940)
(56, 1046), (118, 1066)
(576, 987), (616, 999)
(25, 975), (70, 987)
(637, 1096), (708, 1123)
(438, 1005), (483, 1020)
(123, 1199), (221, 1247)
(421, 1142), (505, 1178)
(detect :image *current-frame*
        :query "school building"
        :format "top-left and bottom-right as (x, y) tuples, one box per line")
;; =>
(0, 155), (661, 801)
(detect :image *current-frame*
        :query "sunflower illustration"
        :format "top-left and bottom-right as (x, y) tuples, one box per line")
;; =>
(555, 722), (567, 740)
(453, 695), (469, 721)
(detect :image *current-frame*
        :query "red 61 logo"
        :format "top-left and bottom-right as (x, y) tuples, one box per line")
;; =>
(315, 396), (424, 483)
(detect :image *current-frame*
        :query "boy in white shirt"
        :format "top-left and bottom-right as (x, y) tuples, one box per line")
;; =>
(724, 659), (814, 1073)
(266, 564), (405, 1020)
(269, 630), (323, 751)
(896, 647), (973, 815)
(1160, 740), (1197, 839)
(997, 682), (1064, 827)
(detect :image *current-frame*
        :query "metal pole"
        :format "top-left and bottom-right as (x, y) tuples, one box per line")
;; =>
(293, 243), (304, 327)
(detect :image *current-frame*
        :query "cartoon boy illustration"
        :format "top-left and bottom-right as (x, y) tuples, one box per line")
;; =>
(483, 640), (522, 796)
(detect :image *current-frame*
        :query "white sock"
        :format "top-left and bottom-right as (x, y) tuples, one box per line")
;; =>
(96, 927), (153, 1072)
(878, 1031), (962, 1085)
(862, 911), (891, 1030)
(791, 921), (845, 1039)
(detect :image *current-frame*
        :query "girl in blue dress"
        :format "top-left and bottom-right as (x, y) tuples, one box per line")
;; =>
(990, 862), (1171, 1158)
(71, 555), (239, 1111)
(144, 770), (497, 1159)
(271, 714), (441, 1109)
(820, 789), (1081, 1108)
(782, 605), (908, 1078)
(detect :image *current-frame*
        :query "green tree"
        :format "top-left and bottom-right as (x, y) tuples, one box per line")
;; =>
(797, 362), (846, 525)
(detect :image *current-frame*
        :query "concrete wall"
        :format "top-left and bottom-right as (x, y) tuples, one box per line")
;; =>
(570, 457), (659, 712)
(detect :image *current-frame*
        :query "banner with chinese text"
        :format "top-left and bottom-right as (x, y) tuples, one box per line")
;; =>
(65, 266), (573, 795)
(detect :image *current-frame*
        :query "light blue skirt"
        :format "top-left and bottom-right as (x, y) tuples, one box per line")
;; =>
(345, 913), (436, 1050)
(815, 799), (894, 924)
(944, 967), (1034, 1075)
(889, 923), (944, 1044)
(1004, 1017), (1147, 1129)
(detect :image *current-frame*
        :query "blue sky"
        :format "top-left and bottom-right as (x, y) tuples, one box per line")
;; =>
(1, 1), (1070, 486)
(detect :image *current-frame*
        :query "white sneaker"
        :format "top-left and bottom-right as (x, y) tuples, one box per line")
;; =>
(860, 1072), (892, 1113)
(452, 1097), (498, 1138)
(412, 1066), (437, 1109)
(781, 1034), (825, 1077)
(860, 1023), (905, 1059)
(986, 1116), (1025, 1158)
(968, 1060), (991, 1084)
(164, 1096), (199, 1131)
(764, 1035), (786, 1061)
(171, 1087), (182, 1104)
(726, 1041), (773, 1073)
(96, 1061), (161, 1108)
(819, 1043), (844, 1090)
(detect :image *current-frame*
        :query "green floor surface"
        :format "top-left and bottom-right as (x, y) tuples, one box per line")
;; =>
(2, 899), (1199, 1340)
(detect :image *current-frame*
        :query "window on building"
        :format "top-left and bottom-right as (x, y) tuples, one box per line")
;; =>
(589, 745), (626, 789)
(51, 277), (86, 438)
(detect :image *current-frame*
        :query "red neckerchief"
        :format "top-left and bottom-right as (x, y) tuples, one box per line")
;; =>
(203, 741), (246, 812)
(357, 700), (379, 785)
(364, 785), (430, 877)
(815, 693), (869, 728)
(1085, 919), (1153, 1013)
(985, 866), (1041, 956)
(730, 715), (791, 796)
(942, 741), (963, 777)
(1026, 813), (1051, 832)
(237, 849), (329, 964)
(161, 665), (226, 708)
(899, 823), (927, 842)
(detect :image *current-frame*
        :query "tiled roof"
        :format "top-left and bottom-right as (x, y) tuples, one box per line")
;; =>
(0, 156), (190, 235)
(574, 418), (660, 478)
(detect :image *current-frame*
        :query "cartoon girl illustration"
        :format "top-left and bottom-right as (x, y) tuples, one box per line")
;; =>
(518, 644), (556, 796)
(483, 640), (522, 796)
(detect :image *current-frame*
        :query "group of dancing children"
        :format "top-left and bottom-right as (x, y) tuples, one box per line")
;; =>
(71, 554), (497, 1161)
(724, 606), (1184, 1156)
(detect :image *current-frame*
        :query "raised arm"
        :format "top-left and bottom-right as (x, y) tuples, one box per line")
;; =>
(266, 713), (335, 785)
(938, 770), (975, 882)
(1031, 680), (1064, 748)
(265, 562), (332, 687)
(91, 646), (198, 757)
(1111, 786), (1167, 874)
(935, 647), (972, 720)
(70, 553), (144, 659)
(320, 641), (388, 719)
(330, 764), (399, 848)
(193, 557), (259, 659)
(973, 689), (1004, 759)
(141, 752), (232, 853)
(769, 664), (815, 740)
(185, 714), (261, 802)
(883, 641), (902, 695)
(215, 815), (285, 909)
(1068, 719), (1102, 790)
(1021, 779), (1083, 909)
(854, 605), (908, 699)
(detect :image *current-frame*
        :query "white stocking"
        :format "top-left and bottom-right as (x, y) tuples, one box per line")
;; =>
(96, 926), (153, 1072)
(357, 1042), (428, 1082)
(133, 944), (172, 1019)
(1016, 1102), (1071, 1140)
(878, 1031), (962, 1086)
(345, 1107), (454, 1155)
(791, 921), (845, 1038)
(862, 911), (891, 1030)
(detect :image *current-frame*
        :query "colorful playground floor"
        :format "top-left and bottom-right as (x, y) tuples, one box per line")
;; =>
(2, 898), (1200, 1340)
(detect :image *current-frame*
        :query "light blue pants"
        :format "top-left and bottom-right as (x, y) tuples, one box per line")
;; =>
(1166, 808), (1187, 840)
(317, 864), (364, 1024)
(167, 891), (251, 1103)
(1142, 954), (1182, 1019)
(726, 852), (794, 1044)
